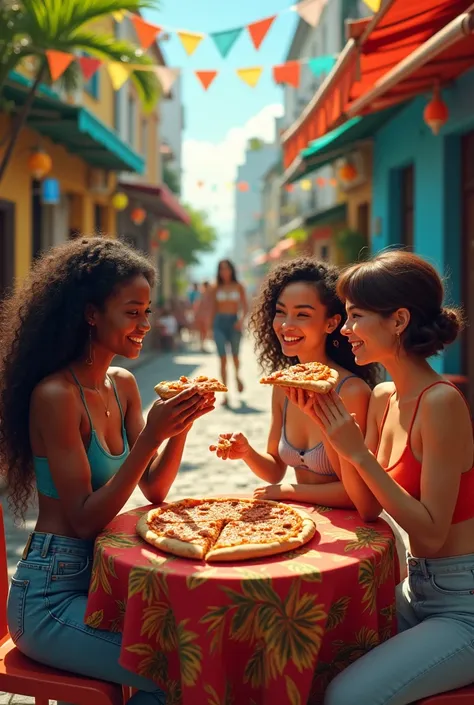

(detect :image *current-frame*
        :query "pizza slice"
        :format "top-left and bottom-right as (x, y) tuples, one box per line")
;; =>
(209, 437), (232, 454)
(136, 512), (224, 560)
(260, 361), (339, 395)
(154, 375), (228, 400)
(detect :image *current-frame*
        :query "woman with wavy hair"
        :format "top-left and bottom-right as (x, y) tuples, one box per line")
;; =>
(288, 251), (474, 705)
(214, 257), (379, 506)
(0, 237), (215, 703)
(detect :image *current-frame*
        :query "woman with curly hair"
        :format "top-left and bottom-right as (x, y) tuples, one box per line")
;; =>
(214, 258), (378, 507)
(0, 237), (215, 703)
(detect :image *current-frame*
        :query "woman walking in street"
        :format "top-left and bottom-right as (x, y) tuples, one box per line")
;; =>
(0, 237), (215, 703)
(211, 259), (248, 406)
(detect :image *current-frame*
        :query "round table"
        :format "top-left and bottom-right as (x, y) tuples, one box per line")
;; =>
(85, 502), (398, 705)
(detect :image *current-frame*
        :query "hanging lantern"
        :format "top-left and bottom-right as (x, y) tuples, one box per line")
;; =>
(27, 148), (52, 180)
(423, 84), (449, 136)
(158, 228), (169, 242)
(338, 161), (358, 182)
(111, 192), (129, 211)
(131, 207), (146, 225)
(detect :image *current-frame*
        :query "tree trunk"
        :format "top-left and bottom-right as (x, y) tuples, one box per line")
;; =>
(0, 62), (46, 186)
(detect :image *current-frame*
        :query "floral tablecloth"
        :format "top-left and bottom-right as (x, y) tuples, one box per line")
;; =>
(85, 502), (398, 705)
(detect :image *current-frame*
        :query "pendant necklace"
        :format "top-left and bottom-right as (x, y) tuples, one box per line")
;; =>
(94, 376), (111, 417)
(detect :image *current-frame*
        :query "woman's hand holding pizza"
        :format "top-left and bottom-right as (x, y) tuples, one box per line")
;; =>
(309, 391), (368, 463)
(144, 387), (215, 446)
(209, 432), (250, 460)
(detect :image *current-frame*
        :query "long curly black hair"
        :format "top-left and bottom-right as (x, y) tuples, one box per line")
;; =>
(0, 237), (156, 518)
(249, 258), (379, 388)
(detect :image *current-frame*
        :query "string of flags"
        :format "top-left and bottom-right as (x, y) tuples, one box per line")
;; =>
(192, 175), (338, 192)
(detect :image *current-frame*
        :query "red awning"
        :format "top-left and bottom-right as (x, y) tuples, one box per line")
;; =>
(282, 0), (474, 169)
(119, 181), (190, 225)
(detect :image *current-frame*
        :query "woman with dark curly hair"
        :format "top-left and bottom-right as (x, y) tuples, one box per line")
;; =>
(214, 258), (378, 507)
(298, 250), (474, 705)
(0, 237), (215, 703)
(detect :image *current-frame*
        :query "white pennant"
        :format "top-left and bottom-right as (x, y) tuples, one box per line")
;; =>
(154, 66), (180, 96)
(294, 0), (328, 27)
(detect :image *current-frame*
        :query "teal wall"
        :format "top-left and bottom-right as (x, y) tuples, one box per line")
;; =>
(370, 69), (474, 374)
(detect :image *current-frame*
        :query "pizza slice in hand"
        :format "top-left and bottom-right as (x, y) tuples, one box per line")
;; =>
(155, 375), (228, 400)
(260, 361), (339, 395)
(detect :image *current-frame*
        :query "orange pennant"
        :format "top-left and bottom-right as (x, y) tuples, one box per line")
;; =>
(273, 60), (301, 88)
(247, 15), (276, 50)
(46, 50), (74, 82)
(131, 15), (161, 50)
(195, 70), (218, 90)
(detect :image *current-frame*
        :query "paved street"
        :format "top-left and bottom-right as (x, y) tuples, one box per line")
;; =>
(0, 336), (275, 704)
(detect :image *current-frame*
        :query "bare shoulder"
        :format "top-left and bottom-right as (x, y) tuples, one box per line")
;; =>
(108, 366), (140, 400)
(421, 383), (470, 424)
(31, 374), (77, 409)
(338, 375), (371, 402)
(371, 381), (395, 403)
(271, 384), (285, 410)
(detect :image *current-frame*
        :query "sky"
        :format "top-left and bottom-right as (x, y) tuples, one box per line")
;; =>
(144, 1), (299, 277)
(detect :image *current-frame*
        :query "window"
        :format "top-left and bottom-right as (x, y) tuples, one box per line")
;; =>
(320, 245), (329, 261)
(114, 90), (121, 133)
(357, 202), (370, 242)
(400, 165), (414, 249)
(128, 94), (136, 147)
(81, 52), (100, 99)
(141, 118), (148, 155)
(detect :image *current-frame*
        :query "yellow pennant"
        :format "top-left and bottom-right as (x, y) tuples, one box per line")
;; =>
(362, 0), (381, 11)
(112, 10), (126, 22)
(177, 30), (205, 56)
(107, 61), (130, 90)
(300, 179), (312, 191)
(236, 66), (263, 88)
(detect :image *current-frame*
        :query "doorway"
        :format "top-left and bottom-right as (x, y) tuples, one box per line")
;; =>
(0, 199), (14, 301)
(461, 130), (474, 412)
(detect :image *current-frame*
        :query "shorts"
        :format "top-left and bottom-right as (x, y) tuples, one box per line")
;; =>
(213, 313), (241, 357)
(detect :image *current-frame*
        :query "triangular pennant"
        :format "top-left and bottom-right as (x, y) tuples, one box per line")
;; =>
(154, 66), (180, 96)
(78, 56), (102, 82)
(45, 50), (74, 82)
(131, 15), (161, 50)
(294, 0), (328, 28)
(177, 30), (205, 56)
(107, 61), (130, 90)
(308, 55), (336, 77)
(112, 10), (126, 22)
(195, 70), (218, 90)
(247, 15), (276, 50)
(236, 66), (263, 88)
(273, 61), (300, 88)
(210, 27), (243, 58)
(362, 0), (381, 11)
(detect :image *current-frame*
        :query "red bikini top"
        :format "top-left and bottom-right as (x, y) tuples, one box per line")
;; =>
(376, 381), (474, 524)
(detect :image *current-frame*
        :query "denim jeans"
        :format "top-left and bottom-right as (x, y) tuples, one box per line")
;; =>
(324, 552), (474, 705)
(7, 532), (165, 704)
(213, 313), (241, 357)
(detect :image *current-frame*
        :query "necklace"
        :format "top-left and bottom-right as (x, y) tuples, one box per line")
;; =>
(94, 376), (111, 417)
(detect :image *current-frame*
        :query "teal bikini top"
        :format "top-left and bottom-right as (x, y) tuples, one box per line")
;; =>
(33, 369), (130, 499)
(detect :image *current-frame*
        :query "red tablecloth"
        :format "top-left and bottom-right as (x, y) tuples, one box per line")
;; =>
(85, 503), (398, 705)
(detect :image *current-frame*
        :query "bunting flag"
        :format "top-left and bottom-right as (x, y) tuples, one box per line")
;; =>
(177, 30), (205, 56)
(247, 15), (275, 50)
(45, 50), (74, 82)
(295, 0), (328, 28)
(107, 61), (131, 90)
(78, 56), (101, 82)
(131, 15), (161, 50)
(154, 66), (180, 95)
(308, 55), (336, 77)
(300, 179), (312, 191)
(112, 10), (126, 22)
(362, 0), (382, 11)
(236, 66), (263, 88)
(195, 70), (218, 90)
(211, 28), (243, 58)
(273, 60), (300, 88)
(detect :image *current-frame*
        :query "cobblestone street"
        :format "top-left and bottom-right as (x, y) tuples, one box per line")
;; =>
(0, 337), (277, 704)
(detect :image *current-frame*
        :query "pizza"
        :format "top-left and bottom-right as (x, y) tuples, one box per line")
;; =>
(209, 437), (232, 453)
(260, 361), (339, 394)
(154, 375), (228, 400)
(136, 497), (316, 562)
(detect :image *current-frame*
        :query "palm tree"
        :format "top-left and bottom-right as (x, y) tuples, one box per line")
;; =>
(0, 0), (161, 184)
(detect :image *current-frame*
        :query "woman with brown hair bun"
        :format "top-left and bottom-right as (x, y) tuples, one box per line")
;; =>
(294, 250), (474, 705)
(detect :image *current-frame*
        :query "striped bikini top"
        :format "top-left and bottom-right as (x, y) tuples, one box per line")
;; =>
(278, 375), (358, 477)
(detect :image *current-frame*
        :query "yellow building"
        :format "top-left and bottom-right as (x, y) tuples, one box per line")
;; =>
(0, 13), (187, 301)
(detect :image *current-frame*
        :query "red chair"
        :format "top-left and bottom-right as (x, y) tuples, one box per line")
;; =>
(416, 685), (474, 703)
(0, 504), (128, 704)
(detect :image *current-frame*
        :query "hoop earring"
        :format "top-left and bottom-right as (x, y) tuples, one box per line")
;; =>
(86, 325), (94, 366)
(332, 339), (339, 348)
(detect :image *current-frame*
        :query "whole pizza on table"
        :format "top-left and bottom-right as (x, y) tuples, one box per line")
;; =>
(154, 375), (227, 399)
(260, 361), (339, 394)
(137, 497), (316, 561)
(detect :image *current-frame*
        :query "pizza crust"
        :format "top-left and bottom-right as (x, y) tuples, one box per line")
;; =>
(260, 364), (339, 395)
(137, 512), (209, 559)
(154, 376), (227, 400)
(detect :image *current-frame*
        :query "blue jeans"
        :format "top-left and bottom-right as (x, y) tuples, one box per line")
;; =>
(324, 552), (474, 705)
(7, 532), (165, 704)
(213, 313), (241, 357)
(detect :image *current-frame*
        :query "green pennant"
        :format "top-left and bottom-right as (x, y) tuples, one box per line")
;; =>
(210, 27), (243, 58)
(308, 55), (337, 77)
